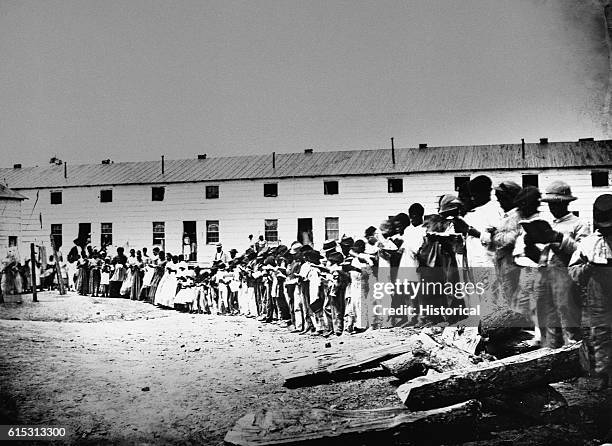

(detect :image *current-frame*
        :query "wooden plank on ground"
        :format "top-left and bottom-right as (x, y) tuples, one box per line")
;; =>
(397, 341), (589, 410)
(277, 334), (433, 388)
(381, 340), (486, 381)
(223, 400), (481, 446)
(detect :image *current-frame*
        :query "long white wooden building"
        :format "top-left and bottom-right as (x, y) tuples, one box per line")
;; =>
(2, 138), (612, 263)
(0, 185), (27, 261)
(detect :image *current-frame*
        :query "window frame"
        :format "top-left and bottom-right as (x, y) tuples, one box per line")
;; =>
(50, 190), (62, 205)
(151, 186), (165, 201)
(522, 174), (539, 188)
(100, 222), (113, 248)
(263, 183), (278, 197)
(387, 178), (403, 193)
(454, 176), (471, 192)
(323, 180), (339, 195)
(205, 185), (219, 199)
(50, 224), (62, 249)
(152, 221), (165, 248)
(325, 217), (340, 241)
(264, 219), (279, 242)
(206, 220), (220, 244)
(591, 170), (609, 188)
(100, 189), (113, 203)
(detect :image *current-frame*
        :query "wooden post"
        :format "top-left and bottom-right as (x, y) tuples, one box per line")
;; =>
(30, 243), (37, 302)
(50, 235), (66, 295)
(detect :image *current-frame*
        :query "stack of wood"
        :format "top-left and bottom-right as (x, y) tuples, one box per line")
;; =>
(225, 308), (591, 446)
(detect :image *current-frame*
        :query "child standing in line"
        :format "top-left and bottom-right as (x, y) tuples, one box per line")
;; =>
(100, 259), (111, 297)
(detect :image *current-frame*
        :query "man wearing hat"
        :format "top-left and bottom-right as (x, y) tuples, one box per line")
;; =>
(492, 181), (522, 305)
(528, 181), (589, 348)
(214, 262), (231, 314)
(322, 250), (349, 336)
(297, 249), (324, 334)
(214, 243), (229, 265)
(569, 194), (612, 391)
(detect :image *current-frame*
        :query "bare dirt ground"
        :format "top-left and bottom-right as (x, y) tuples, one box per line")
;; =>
(0, 291), (610, 445)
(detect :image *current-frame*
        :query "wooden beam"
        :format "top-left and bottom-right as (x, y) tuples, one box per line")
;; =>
(30, 243), (37, 302)
(397, 341), (589, 410)
(224, 400), (481, 446)
(381, 340), (485, 381)
(277, 334), (434, 388)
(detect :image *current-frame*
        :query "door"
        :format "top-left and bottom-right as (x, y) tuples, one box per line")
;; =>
(183, 221), (197, 261)
(297, 218), (313, 247)
(78, 223), (91, 246)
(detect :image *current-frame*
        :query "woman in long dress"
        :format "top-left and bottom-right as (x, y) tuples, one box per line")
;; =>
(149, 251), (168, 303)
(174, 261), (196, 311)
(155, 255), (179, 308)
(139, 252), (156, 300)
(130, 252), (144, 300)
(76, 256), (90, 295)
(67, 256), (78, 292)
(121, 249), (137, 297)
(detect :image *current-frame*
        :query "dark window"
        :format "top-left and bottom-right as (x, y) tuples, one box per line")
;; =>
(388, 178), (403, 193)
(100, 189), (113, 203)
(522, 174), (539, 188)
(152, 186), (165, 201)
(8, 236), (18, 247)
(50, 191), (62, 205)
(206, 185), (219, 199)
(206, 220), (219, 244)
(101, 223), (112, 248)
(264, 219), (278, 242)
(51, 224), (62, 249)
(572, 211), (580, 217)
(153, 222), (165, 248)
(454, 176), (470, 191)
(264, 183), (278, 197)
(591, 171), (609, 187)
(324, 181), (339, 195)
(325, 217), (339, 240)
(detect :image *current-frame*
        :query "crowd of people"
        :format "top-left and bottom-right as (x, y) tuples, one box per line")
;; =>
(1, 174), (611, 389)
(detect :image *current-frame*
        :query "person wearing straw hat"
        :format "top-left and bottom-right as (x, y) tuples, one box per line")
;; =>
(530, 180), (590, 348)
(213, 243), (228, 265)
(569, 194), (612, 391)
(345, 239), (374, 333)
(284, 242), (304, 331)
(322, 250), (349, 336)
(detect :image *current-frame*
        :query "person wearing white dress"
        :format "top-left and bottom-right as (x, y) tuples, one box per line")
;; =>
(155, 256), (179, 308)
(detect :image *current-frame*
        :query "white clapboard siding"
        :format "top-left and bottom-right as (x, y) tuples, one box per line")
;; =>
(12, 167), (609, 260)
(0, 199), (24, 260)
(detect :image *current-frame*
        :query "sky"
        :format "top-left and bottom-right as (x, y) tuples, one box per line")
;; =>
(0, 0), (610, 167)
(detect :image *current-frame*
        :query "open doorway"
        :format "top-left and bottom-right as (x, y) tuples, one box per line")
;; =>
(183, 221), (197, 261)
(297, 218), (313, 246)
(78, 223), (91, 246)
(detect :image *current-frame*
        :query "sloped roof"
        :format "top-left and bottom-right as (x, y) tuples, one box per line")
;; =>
(2, 140), (612, 189)
(0, 184), (27, 200)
